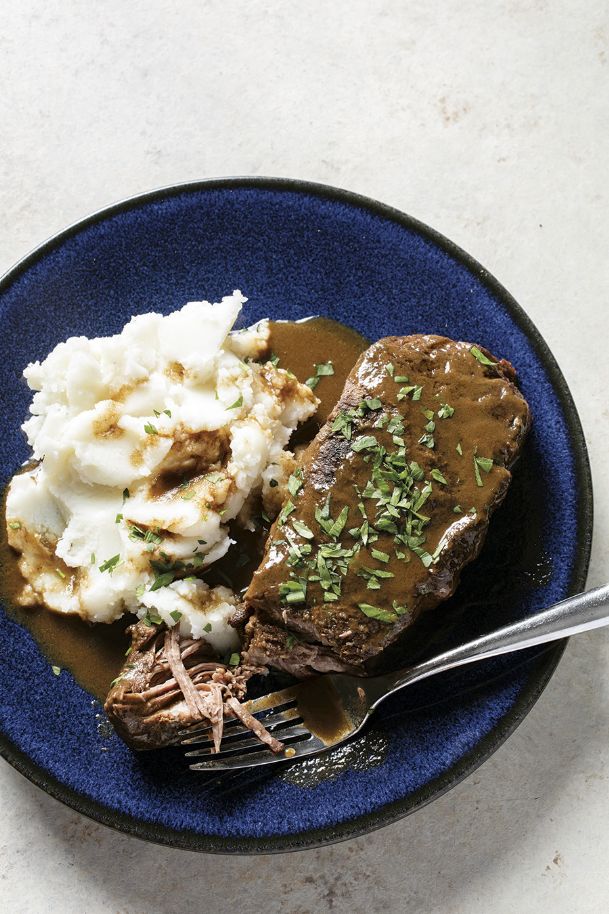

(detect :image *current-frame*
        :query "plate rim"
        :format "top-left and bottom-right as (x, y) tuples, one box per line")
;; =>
(0, 176), (593, 854)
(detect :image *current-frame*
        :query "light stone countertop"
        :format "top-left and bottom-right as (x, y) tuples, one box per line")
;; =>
(1, 2), (608, 912)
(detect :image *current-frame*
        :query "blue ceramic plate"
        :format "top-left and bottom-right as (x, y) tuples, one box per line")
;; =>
(0, 179), (592, 853)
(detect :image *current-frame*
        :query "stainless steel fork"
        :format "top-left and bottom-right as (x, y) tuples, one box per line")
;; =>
(181, 582), (609, 771)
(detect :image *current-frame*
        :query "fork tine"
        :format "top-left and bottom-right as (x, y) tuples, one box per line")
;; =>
(181, 706), (302, 746)
(188, 733), (325, 771)
(184, 724), (311, 759)
(177, 696), (298, 740)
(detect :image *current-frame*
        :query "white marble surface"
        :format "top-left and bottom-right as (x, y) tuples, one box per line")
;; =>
(1, 2), (608, 911)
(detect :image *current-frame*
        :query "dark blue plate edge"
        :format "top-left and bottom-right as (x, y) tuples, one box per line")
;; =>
(0, 176), (592, 855)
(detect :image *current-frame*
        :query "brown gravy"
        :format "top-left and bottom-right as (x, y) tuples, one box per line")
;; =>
(0, 317), (368, 701)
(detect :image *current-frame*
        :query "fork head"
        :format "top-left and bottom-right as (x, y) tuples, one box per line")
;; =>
(180, 673), (372, 771)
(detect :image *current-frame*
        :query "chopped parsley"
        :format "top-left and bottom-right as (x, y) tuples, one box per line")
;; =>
(144, 422), (158, 435)
(470, 345), (497, 367)
(418, 432), (435, 449)
(277, 500), (296, 526)
(437, 403), (454, 419)
(456, 442), (463, 456)
(142, 608), (162, 626)
(473, 454), (494, 487)
(287, 468), (304, 497)
(150, 571), (175, 591)
(51, 665), (61, 676)
(115, 513), (123, 524)
(292, 519), (314, 539)
(227, 394), (243, 410)
(99, 554), (120, 574)
(371, 548), (390, 563)
(306, 360), (334, 389)
(397, 384), (423, 402)
(430, 469), (447, 485)
(358, 603), (398, 623)
(228, 652), (240, 667)
(328, 505), (349, 539)
(351, 435), (378, 452)
(203, 623), (212, 633)
(8, 520), (21, 530)
(169, 609), (182, 623)
(279, 580), (307, 604)
(127, 523), (162, 546)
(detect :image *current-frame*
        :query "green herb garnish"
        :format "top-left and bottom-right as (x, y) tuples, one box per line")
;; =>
(371, 548), (390, 563)
(287, 468), (304, 497)
(474, 454), (494, 486)
(142, 608), (162, 626)
(437, 403), (455, 419)
(358, 603), (398, 623)
(99, 554), (120, 574)
(430, 469), (447, 485)
(227, 394), (243, 409)
(277, 500), (296, 526)
(351, 435), (378, 452)
(279, 580), (307, 604)
(306, 360), (334, 389)
(328, 505), (349, 539)
(144, 422), (158, 435)
(292, 519), (315, 539)
(470, 345), (497, 367)
(150, 571), (175, 591)
(418, 432), (435, 449)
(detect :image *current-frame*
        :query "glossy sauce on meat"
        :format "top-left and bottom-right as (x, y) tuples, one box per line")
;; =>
(0, 318), (369, 699)
(244, 335), (530, 672)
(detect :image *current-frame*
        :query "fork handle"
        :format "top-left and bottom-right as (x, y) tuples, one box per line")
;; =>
(372, 583), (609, 705)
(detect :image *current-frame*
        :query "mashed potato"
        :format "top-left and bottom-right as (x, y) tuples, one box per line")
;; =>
(5, 291), (317, 649)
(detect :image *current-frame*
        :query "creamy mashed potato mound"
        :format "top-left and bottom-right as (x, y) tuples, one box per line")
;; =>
(5, 291), (317, 649)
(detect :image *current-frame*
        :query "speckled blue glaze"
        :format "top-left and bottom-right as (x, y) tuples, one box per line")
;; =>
(0, 180), (591, 852)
